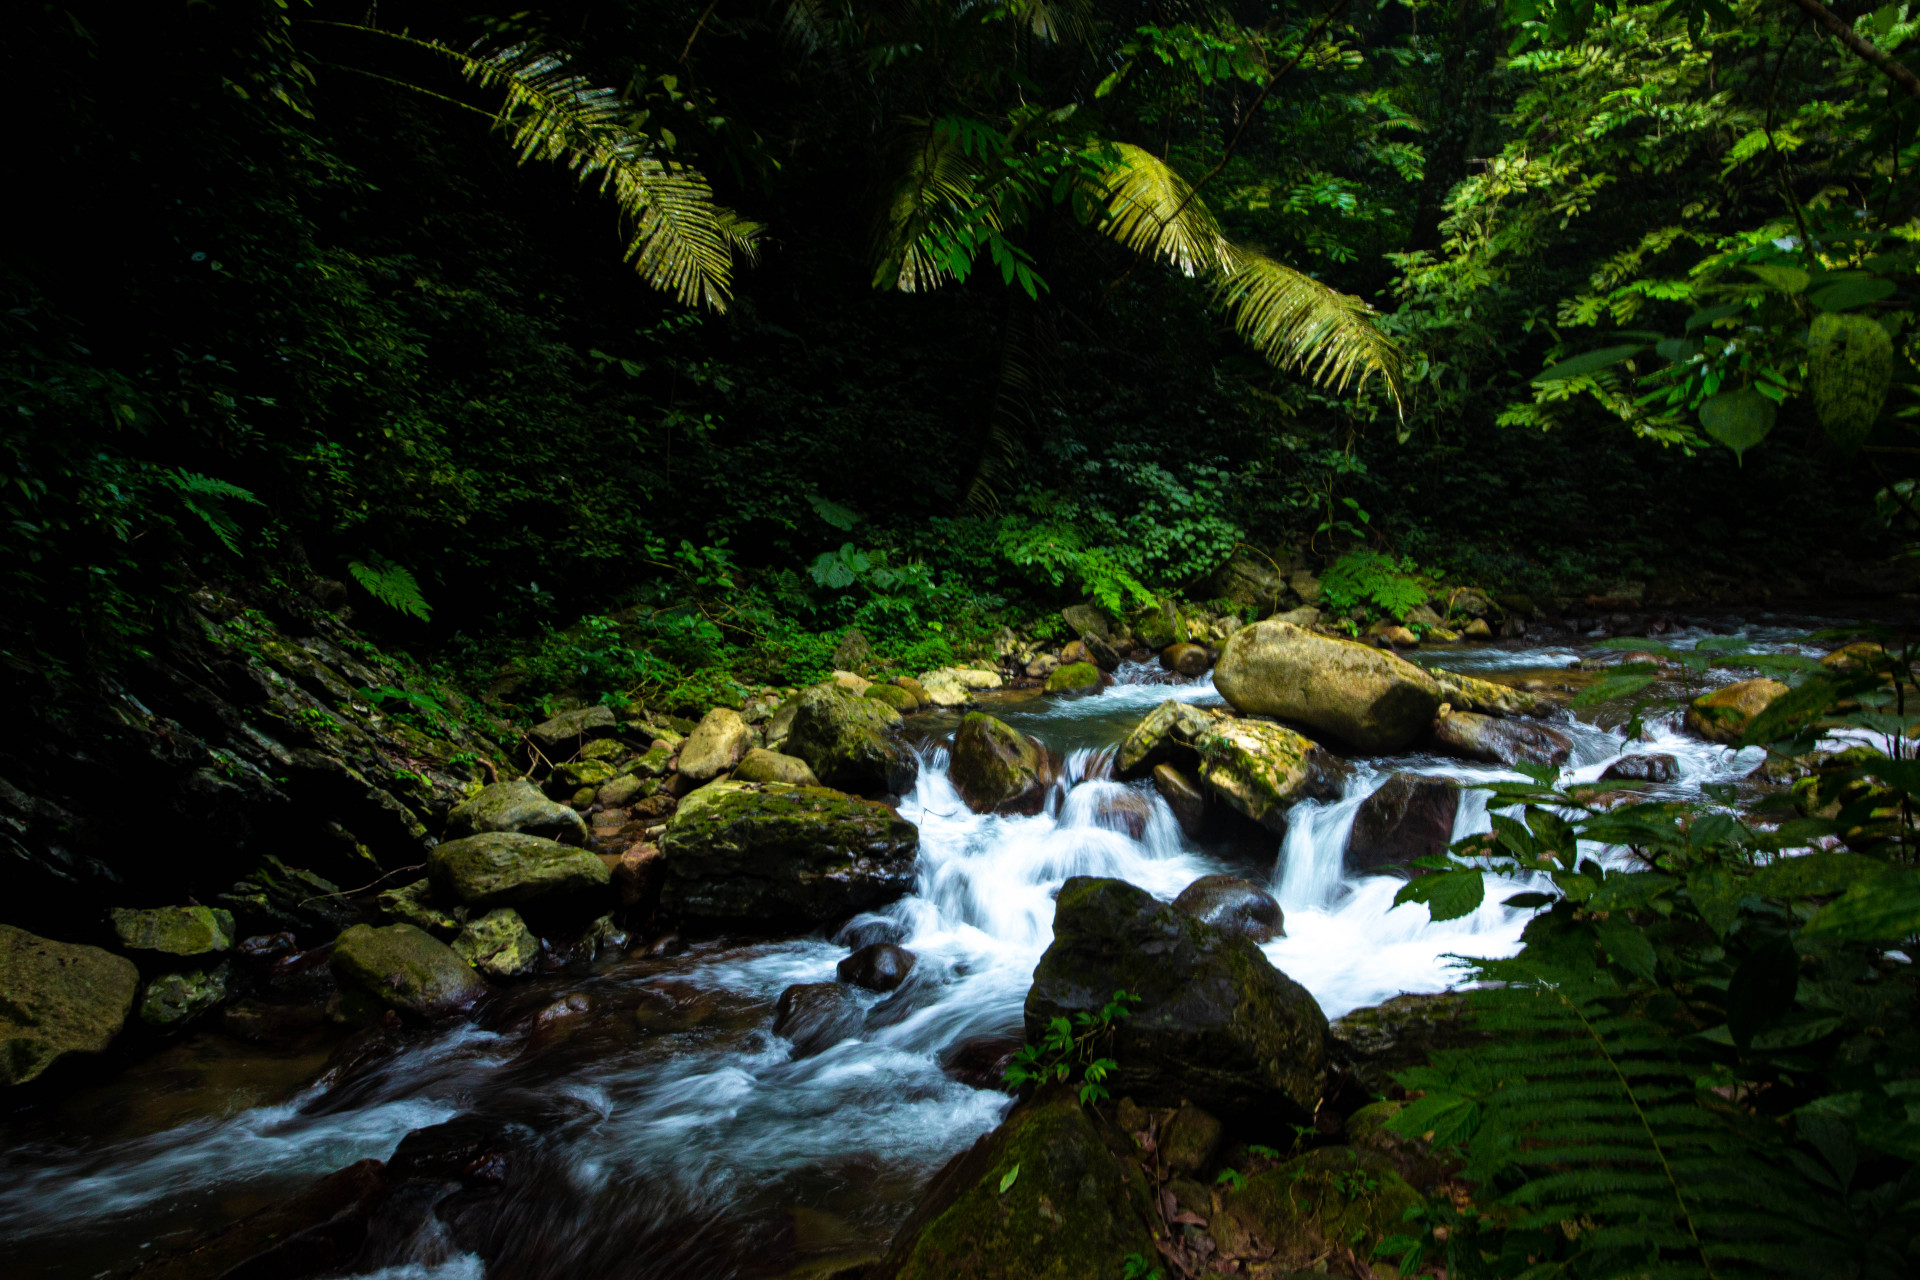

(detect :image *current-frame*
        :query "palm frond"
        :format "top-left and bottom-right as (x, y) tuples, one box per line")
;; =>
(1216, 249), (1404, 410)
(440, 41), (755, 311)
(872, 120), (994, 293)
(1009, 0), (1095, 45)
(1085, 143), (1233, 277)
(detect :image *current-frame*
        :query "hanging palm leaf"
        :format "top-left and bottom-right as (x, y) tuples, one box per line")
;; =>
(1216, 249), (1405, 411)
(1083, 142), (1233, 277)
(871, 119), (997, 292)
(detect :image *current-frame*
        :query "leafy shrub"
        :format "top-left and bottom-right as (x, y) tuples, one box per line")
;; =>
(1318, 549), (1428, 621)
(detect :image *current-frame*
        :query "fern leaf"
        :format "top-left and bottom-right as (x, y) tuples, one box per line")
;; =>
(1085, 143), (1234, 277)
(873, 119), (995, 292)
(348, 557), (432, 622)
(1216, 249), (1405, 410)
(169, 470), (259, 554)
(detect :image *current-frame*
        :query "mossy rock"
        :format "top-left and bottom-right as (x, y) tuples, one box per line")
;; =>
(549, 759), (617, 792)
(871, 1091), (1154, 1280)
(1115, 700), (1219, 778)
(658, 781), (920, 927)
(783, 685), (917, 794)
(1213, 621), (1441, 752)
(866, 683), (918, 713)
(427, 831), (612, 917)
(446, 780), (589, 846)
(580, 737), (628, 762)
(108, 905), (235, 958)
(0, 924), (140, 1085)
(138, 965), (230, 1029)
(452, 908), (539, 978)
(1194, 720), (1319, 831)
(1211, 1146), (1423, 1274)
(1685, 678), (1788, 745)
(1043, 662), (1101, 694)
(375, 879), (464, 939)
(1329, 991), (1482, 1099)
(330, 923), (488, 1018)
(949, 713), (1049, 815)
(732, 747), (821, 786)
(1026, 878), (1328, 1125)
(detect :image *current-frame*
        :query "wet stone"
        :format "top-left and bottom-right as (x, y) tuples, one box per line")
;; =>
(1172, 873), (1285, 941)
(837, 942), (917, 992)
(773, 982), (864, 1057)
(1602, 752), (1679, 783)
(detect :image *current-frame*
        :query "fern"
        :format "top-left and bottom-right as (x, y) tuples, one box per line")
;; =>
(168, 470), (260, 555)
(1318, 549), (1426, 620)
(347, 556), (432, 622)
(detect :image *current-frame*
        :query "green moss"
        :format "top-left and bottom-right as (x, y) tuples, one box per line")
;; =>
(1211, 1146), (1423, 1275)
(108, 905), (236, 957)
(865, 683), (917, 712)
(1043, 661), (1101, 693)
(1195, 720), (1315, 827)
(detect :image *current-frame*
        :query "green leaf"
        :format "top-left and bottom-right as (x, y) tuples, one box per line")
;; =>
(1655, 337), (1697, 362)
(1737, 676), (1844, 746)
(999, 1164), (1020, 1194)
(1698, 387), (1776, 460)
(1726, 937), (1798, 1048)
(1801, 867), (1920, 941)
(347, 557), (432, 622)
(1686, 303), (1745, 331)
(1749, 851), (1886, 899)
(1570, 673), (1654, 707)
(1810, 277), (1897, 312)
(1688, 866), (1745, 936)
(1596, 914), (1657, 980)
(1745, 264), (1810, 294)
(809, 496), (861, 530)
(1393, 868), (1486, 922)
(1532, 344), (1645, 383)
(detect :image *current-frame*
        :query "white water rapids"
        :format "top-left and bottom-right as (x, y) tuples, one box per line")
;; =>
(0, 639), (1791, 1278)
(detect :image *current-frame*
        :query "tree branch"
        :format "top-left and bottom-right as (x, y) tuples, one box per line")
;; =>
(1785, 0), (1920, 102)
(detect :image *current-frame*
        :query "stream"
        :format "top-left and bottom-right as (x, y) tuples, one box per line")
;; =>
(0, 628), (1820, 1280)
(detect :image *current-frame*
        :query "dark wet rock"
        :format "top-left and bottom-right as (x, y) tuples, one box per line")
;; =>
(219, 1000), (329, 1045)
(862, 965), (949, 1032)
(783, 685), (918, 794)
(138, 964), (229, 1028)
(1328, 991), (1483, 1101)
(427, 831), (613, 919)
(940, 1034), (1024, 1091)
(374, 878), (463, 939)
(1087, 787), (1153, 840)
(838, 942), (917, 992)
(125, 1158), (388, 1280)
(1082, 631), (1123, 672)
(0, 923), (140, 1085)
(388, 1115), (538, 1186)
(1347, 773), (1459, 874)
(108, 905), (235, 958)
(835, 915), (910, 950)
(1025, 877), (1328, 1124)
(1115, 699), (1220, 778)
(451, 908), (539, 978)
(610, 843), (663, 912)
(948, 713), (1050, 815)
(1061, 603), (1118, 640)
(329, 923), (488, 1019)
(215, 857), (358, 946)
(1162, 642), (1211, 678)
(527, 705), (617, 756)
(1602, 753), (1680, 783)
(1172, 874), (1285, 941)
(1214, 620), (1442, 751)
(1427, 709), (1572, 768)
(773, 981), (864, 1057)
(870, 1090), (1154, 1280)
(1152, 764), (1209, 837)
(658, 781), (919, 929)
(445, 780), (589, 846)
(1345, 1099), (1461, 1193)
(1161, 1101), (1223, 1175)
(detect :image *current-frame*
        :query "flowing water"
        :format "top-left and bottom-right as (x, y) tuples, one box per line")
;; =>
(0, 629), (1825, 1279)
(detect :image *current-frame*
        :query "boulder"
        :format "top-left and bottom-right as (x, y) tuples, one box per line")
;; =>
(1131, 601), (1181, 651)
(1162, 642), (1211, 677)
(427, 832), (613, 917)
(548, 758), (616, 795)
(1685, 678), (1788, 744)
(1161, 1102), (1224, 1174)
(138, 966), (229, 1028)
(865, 683), (918, 713)
(629, 742), (675, 778)
(870, 1090), (1154, 1280)
(597, 774), (646, 808)
(732, 747), (821, 786)
(1429, 667), (1558, 717)
(1087, 788), (1153, 839)
(838, 942), (917, 992)
(581, 738), (627, 761)
(1025, 878), (1328, 1123)
(1273, 604), (1321, 629)
(1115, 699), (1219, 778)
(657, 781), (920, 927)
(1081, 631), (1123, 672)
(1823, 641), (1886, 675)
(452, 908), (540, 978)
(784, 685), (917, 794)
(527, 705), (616, 755)
(833, 669), (873, 695)
(833, 628), (872, 675)
(109, 905), (235, 958)
(0, 924), (138, 1084)
(920, 666), (1004, 708)
(1152, 764), (1209, 837)
(1043, 662), (1102, 694)
(329, 923), (488, 1019)
(1213, 621), (1443, 752)
(1023, 653), (1059, 679)
(610, 843), (663, 911)
(894, 676), (930, 704)
(445, 780), (590, 846)
(1348, 773), (1458, 873)
(376, 878), (463, 939)
(1193, 719), (1323, 832)
(678, 707), (752, 783)
(1210, 1146), (1423, 1273)
(1602, 753), (1679, 783)
(1372, 624), (1419, 648)
(773, 981), (864, 1057)
(1462, 618), (1493, 639)
(1172, 874), (1284, 941)
(1427, 709), (1572, 768)
(1329, 991), (1482, 1100)
(1212, 552), (1288, 615)
(949, 713), (1050, 815)
(1061, 603), (1117, 640)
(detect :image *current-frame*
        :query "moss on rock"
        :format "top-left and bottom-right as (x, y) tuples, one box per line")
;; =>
(1043, 662), (1101, 694)
(1213, 621), (1441, 751)
(330, 923), (488, 1018)
(427, 831), (612, 916)
(1210, 1146), (1423, 1274)
(949, 713), (1049, 815)
(108, 905), (235, 957)
(0, 924), (140, 1085)
(452, 908), (539, 978)
(1115, 700), (1220, 778)
(1194, 720), (1318, 831)
(1685, 678), (1788, 744)
(446, 780), (589, 846)
(783, 685), (917, 793)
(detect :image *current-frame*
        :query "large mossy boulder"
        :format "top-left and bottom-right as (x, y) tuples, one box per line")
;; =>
(783, 685), (918, 794)
(1685, 678), (1788, 744)
(1209, 1146), (1423, 1272)
(949, 713), (1050, 815)
(657, 781), (920, 927)
(445, 780), (590, 846)
(1025, 878), (1328, 1124)
(678, 707), (752, 783)
(1429, 667), (1557, 717)
(1173, 874), (1284, 941)
(1427, 709), (1571, 768)
(0, 924), (139, 1085)
(427, 831), (612, 918)
(109, 905), (235, 958)
(1193, 719), (1325, 832)
(1115, 700), (1219, 778)
(1213, 620), (1442, 751)
(330, 923), (488, 1018)
(1043, 661), (1102, 694)
(871, 1090), (1154, 1280)
(1347, 773), (1459, 873)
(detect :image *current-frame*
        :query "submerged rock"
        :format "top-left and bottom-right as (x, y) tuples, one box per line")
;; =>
(1428, 708), (1572, 768)
(427, 832), (612, 917)
(329, 923), (487, 1019)
(657, 781), (920, 927)
(1213, 620), (1442, 752)
(678, 707), (752, 783)
(452, 908), (539, 978)
(0, 924), (139, 1085)
(773, 981), (864, 1057)
(1193, 719), (1322, 832)
(1602, 752), (1679, 783)
(444, 781), (589, 849)
(838, 942), (917, 992)
(1685, 678), (1788, 744)
(1172, 874), (1284, 941)
(1347, 773), (1459, 873)
(1115, 699), (1219, 778)
(783, 685), (917, 794)
(948, 713), (1050, 815)
(1025, 877), (1328, 1123)
(109, 905), (235, 958)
